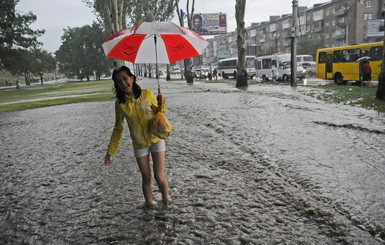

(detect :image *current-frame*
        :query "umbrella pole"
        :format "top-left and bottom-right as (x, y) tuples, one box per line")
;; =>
(154, 35), (160, 90)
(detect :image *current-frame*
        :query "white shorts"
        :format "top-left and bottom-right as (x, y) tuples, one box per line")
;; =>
(134, 140), (165, 158)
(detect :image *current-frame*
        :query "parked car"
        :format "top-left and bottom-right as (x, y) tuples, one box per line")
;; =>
(171, 67), (181, 75)
(298, 61), (316, 76)
(305, 63), (316, 77)
(285, 63), (306, 80)
(194, 68), (208, 79)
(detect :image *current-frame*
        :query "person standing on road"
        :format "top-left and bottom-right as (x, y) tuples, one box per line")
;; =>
(271, 65), (279, 83)
(213, 68), (218, 80)
(104, 66), (170, 207)
(361, 60), (372, 86)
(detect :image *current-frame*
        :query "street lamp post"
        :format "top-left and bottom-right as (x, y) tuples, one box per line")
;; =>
(290, 0), (298, 86)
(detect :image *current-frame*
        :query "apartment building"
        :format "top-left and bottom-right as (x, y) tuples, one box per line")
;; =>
(202, 0), (385, 65)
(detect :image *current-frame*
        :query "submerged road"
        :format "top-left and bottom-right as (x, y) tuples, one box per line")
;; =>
(1, 78), (384, 244)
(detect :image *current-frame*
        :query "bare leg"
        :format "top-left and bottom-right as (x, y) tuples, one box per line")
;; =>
(136, 155), (153, 205)
(151, 151), (169, 203)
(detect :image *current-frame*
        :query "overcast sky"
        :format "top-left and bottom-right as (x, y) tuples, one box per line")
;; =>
(16, 0), (328, 53)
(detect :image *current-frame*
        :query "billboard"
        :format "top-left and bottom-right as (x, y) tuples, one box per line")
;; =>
(192, 13), (227, 35)
(366, 19), (384, 38)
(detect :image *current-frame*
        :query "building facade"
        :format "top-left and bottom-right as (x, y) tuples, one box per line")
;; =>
(202, 0), (385, 66)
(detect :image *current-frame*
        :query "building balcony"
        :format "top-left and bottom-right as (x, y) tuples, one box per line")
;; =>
(314, 26), (323, 32)
(335, 9), (348, 16)
(334, 33), (345, 40)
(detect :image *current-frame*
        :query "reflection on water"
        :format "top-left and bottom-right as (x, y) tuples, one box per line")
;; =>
(1, 79), (384, 244)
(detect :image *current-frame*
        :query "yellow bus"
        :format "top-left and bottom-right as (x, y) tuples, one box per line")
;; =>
(316, 42), (383, 85)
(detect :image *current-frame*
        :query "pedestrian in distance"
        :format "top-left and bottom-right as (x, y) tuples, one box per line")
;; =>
(213, 68), (218, 80)
(361, 60), (372, 86)
(208, 66), (213, 80)
(104, 66), (170, 207)
(271, 65), (279, 83)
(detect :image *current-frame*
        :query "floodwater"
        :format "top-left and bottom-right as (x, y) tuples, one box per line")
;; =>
(1, 78), (384, 244)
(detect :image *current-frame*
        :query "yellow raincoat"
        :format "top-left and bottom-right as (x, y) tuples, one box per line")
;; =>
(107, 89), (165, 155)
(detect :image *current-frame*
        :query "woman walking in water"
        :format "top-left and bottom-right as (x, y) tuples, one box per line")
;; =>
(104, 66), (170, 207)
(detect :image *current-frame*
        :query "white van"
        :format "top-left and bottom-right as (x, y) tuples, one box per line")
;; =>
(255, 53), (310, 81)
(255, 53), (291, 82)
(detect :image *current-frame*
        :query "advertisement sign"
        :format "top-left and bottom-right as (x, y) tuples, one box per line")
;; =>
(192, 13), (227, 35)
(217, 49), (231, 58)
(366, 19), (384, 37)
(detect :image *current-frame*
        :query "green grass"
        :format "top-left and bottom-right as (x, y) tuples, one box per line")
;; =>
(0, 80), (115, 114)
(301, 84), (385, 113)
(1, 79), (385, 114)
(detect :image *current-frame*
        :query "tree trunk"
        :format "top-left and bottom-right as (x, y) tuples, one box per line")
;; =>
(106, 0), (124, 67)
(235, 0), (248, 88)
(166, 64), (171, 81)
(376, 72), (385, 100)
(186, 59), (194, 83)
(176, 0), (195, 83)
(377, 13), (385, 100)
(376, 11), (385, 100)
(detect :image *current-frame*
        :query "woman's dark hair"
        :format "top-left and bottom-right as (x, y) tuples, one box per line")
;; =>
(112, 66), (141, 104)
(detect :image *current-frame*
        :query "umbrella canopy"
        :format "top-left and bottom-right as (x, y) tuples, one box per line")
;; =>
(102, 21), (209, 64)
(355, 56), (371, 63)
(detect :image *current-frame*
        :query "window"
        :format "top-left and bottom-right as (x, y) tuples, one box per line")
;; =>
(262, 58), (272, 69)
(366, 0), (373, 7)
(364, 13), (373, 20)
(318, 52), (327, 63)
(333, 50), (343, 63)
(341, 49), (360, 62)
(370, 46), (383, 61)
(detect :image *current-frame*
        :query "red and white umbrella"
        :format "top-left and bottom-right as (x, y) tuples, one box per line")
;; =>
(102, 21), (209, 65)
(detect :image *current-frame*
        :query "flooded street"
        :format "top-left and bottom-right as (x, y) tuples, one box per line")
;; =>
(1, 78), (384, 244)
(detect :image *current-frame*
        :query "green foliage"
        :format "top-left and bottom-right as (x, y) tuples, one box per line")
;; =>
(0, 0), (44, 49)
(55, 23), (112, 81)
(264, 46), (278, 55)
(130, 0), (176, 24)
(29, 48), (56, 82)
(297, 38), (326, 60)
(0, 0), (45, 77)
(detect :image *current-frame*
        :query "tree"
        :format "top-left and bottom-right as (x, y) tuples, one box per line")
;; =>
(55, 23), (111, 81)
(235, 0), (247, 88)
(84, 0), (175, 73)
(128, 0), (175, 78)
(0, 0), (44, 79)
(297, 38), (325, 60)
(376, 11), (385, 100)
(175, 0), (195, 83)
(29, 49), (56, 84)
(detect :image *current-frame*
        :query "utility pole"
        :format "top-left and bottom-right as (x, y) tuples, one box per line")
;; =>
(290, 0), (298, 86)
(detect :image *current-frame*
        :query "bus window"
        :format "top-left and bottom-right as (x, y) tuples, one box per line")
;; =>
(256, 61), (261, 70)
(262, 58), (271, 69)
(362, 50), (370, 57)
(272, 60), (277, 67)
(333, 50), (343, 63)
(370, 46), (383, 61)
(246, 57), (254, 68)
(349, 49), (360, 62)
(342, 49), (359, 62)
(318, 52), (327, 63)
